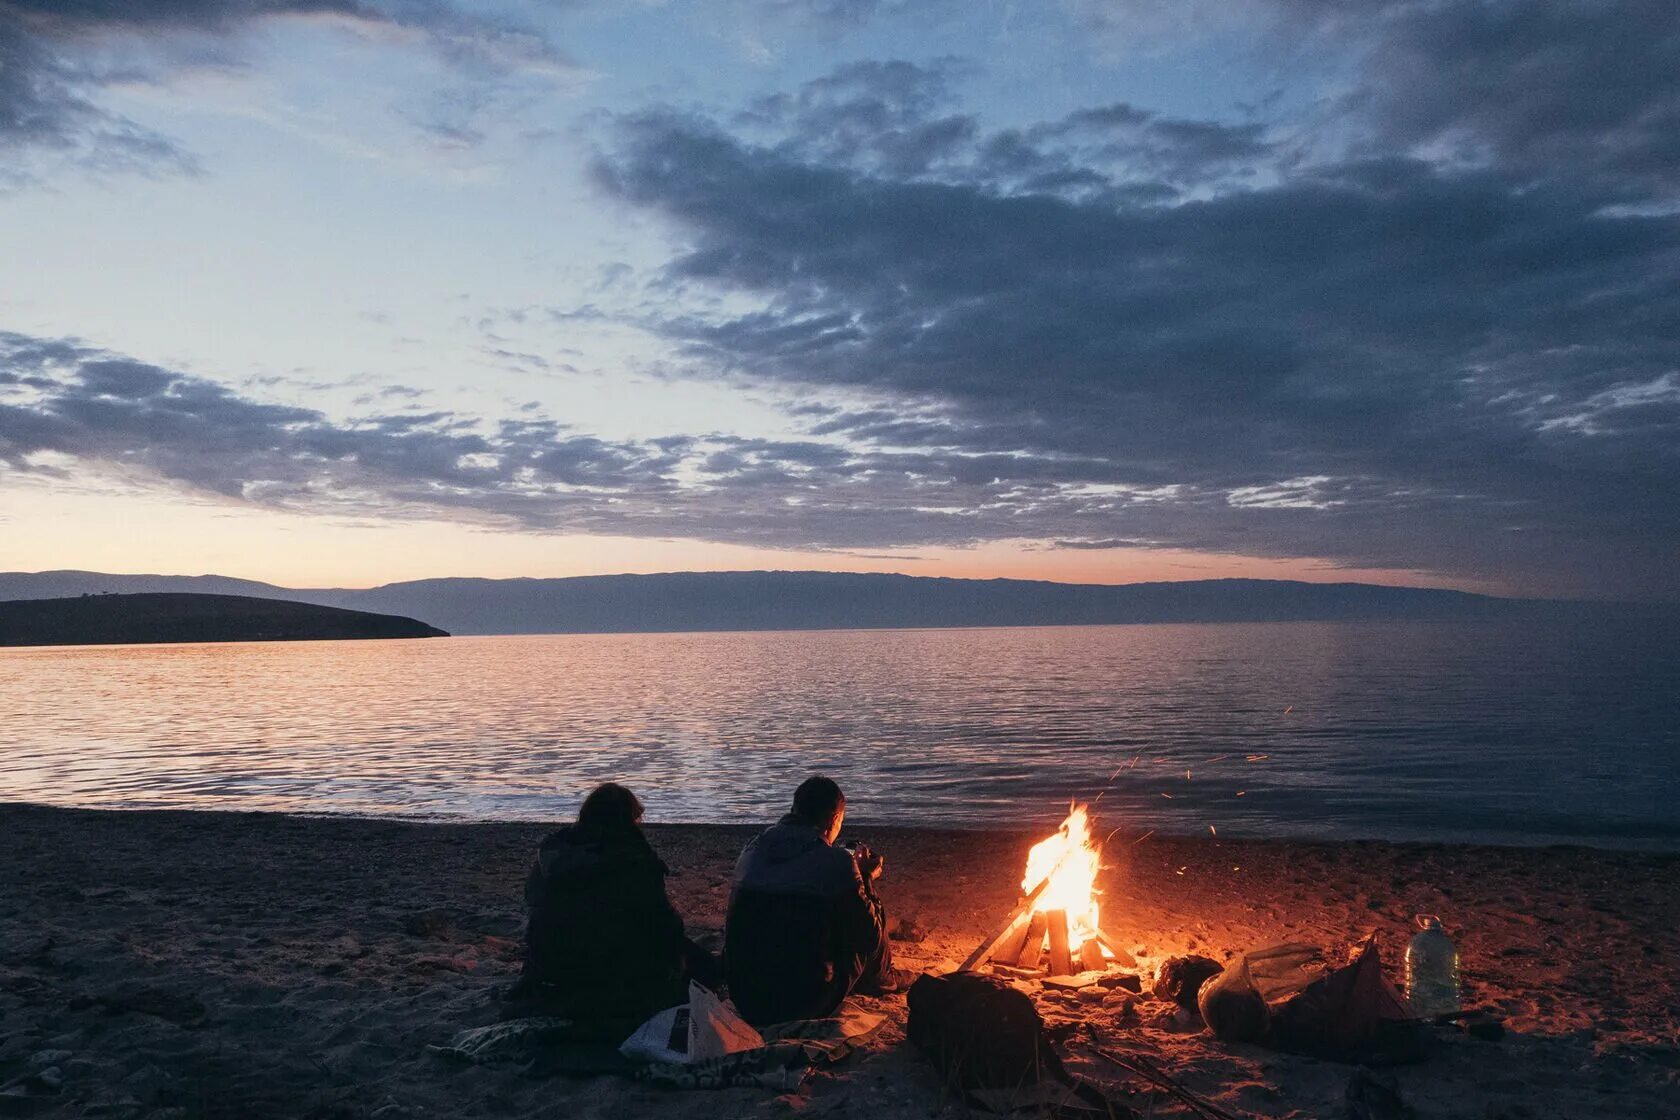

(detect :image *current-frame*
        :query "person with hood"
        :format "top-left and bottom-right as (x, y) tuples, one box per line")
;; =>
(508, 783), (704, 1034)
(724, 775), (903, 1025)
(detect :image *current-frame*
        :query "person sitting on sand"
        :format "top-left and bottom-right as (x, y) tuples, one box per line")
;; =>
(724, 775), (906, 1025)
(508, 783), (710, 1033)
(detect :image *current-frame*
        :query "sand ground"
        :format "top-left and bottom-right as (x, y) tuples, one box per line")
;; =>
(1, 803), (1676, 1118)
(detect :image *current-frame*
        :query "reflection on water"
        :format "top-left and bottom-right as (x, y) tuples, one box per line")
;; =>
(1, 621), (1676, 846)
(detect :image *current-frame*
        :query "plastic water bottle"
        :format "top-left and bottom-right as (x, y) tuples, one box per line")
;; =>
(1405, 914), (1460, 1018)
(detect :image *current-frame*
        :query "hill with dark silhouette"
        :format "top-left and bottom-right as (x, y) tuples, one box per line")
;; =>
(323, 571), (1618, 634)
(0, 593), (448, 647)
(0, 569), (1640, 636)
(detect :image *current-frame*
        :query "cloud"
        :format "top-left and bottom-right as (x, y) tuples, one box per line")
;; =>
(7, 319), (1675, 596)
(0, 0), (570, 181)
(1051, 538), (1145, 550)
(14, 325), (1567, 587)
(1240, 0), (1680, 196)
(76, 358), (178, 399)
(739, 59), (977, 176)
(731, 61), (1277, 197)
(0, 8), (201, 182)
(0, 329), (674, 515)
(1059, 1), (1680, 197)
(587, 56), (1680, 598)
(0, 327), (1246, 552)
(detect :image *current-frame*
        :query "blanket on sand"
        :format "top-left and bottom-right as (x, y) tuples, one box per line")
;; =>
(430, 1007), (885, 1091)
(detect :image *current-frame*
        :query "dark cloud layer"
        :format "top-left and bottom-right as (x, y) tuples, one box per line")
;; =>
(588, 14), (1680, 598)
(734, 59), (1277, 199)
(0, 0), (563, 179)
(1, 328), (1300, 552)
(1304, 0), (1680, 194)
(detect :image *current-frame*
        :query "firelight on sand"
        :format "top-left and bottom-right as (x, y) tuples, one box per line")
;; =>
(1023, 803), (1103, 951)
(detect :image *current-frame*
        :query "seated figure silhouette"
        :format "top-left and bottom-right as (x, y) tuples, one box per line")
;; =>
(724, 775), (903, 1025)
(508, 783), (706, 1036)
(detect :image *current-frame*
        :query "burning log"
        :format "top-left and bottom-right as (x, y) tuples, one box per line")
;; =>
(993, 913), (1034, 966)
(1046, 909), (1074, 975)
(1016, 913), (1049, 969)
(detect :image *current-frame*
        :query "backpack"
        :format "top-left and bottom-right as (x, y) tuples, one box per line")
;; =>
(906, 971), (1133, 1118)
(1269, 937), (1429, 1066)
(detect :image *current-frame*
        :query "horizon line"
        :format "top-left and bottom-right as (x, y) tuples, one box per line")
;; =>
(3, 565), (1618, 605)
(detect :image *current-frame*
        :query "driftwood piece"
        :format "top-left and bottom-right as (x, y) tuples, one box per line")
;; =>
(1016, 913), (1049, 969)
(1079, 938), (1106, 972)
(959, 845), (1090, 971)
(959, 907), (1031, 972)
(1093, 929), (1137, 968)
(992, 908), (1034, 966)
(957, 863), (1062, 971)
(1046, 909), (1073, 976)
(1096, 972), (1143, 992)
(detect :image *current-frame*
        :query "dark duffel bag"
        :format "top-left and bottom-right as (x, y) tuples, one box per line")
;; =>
(906, 971), (1133, 1118)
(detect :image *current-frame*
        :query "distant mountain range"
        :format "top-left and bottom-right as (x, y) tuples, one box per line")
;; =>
(0, 593), (447, 647)
(0, 569), (1644, 636)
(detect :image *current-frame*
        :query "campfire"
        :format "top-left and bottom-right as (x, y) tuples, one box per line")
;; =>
(962, 803), (1134, 977)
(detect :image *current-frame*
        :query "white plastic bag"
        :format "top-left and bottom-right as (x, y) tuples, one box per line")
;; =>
(619, 982), (764, 1064)
(687, 982), (763, 1060)
(619, 1004), (687, 1065)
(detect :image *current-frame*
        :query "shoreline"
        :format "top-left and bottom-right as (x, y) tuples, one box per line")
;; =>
(3, 802), (1677, 1118)
(7, 798), (1678, 854)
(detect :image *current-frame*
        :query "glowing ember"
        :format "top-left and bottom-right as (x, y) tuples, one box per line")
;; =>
(1021, 802), (1103, 950)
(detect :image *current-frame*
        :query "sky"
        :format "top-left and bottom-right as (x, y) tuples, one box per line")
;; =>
(0, 1), (1676, 599)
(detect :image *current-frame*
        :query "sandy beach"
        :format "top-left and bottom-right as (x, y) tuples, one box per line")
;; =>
(1, 802), (1676, 1118)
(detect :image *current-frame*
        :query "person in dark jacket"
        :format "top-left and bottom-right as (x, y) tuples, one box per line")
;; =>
(724, 776), (903, 1025)
(508, 783), (703, 1035)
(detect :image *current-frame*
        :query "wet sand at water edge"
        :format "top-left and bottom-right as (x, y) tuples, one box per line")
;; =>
(1, 803), (1676, 1118)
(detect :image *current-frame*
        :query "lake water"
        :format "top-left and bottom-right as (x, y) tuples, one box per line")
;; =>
(2, 620), (1676, 848)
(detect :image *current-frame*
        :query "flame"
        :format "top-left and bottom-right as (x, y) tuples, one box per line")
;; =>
(1021, 803), (1102, 950)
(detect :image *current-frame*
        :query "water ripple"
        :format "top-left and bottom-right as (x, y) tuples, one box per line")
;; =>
(1, 620), (1677, 846)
